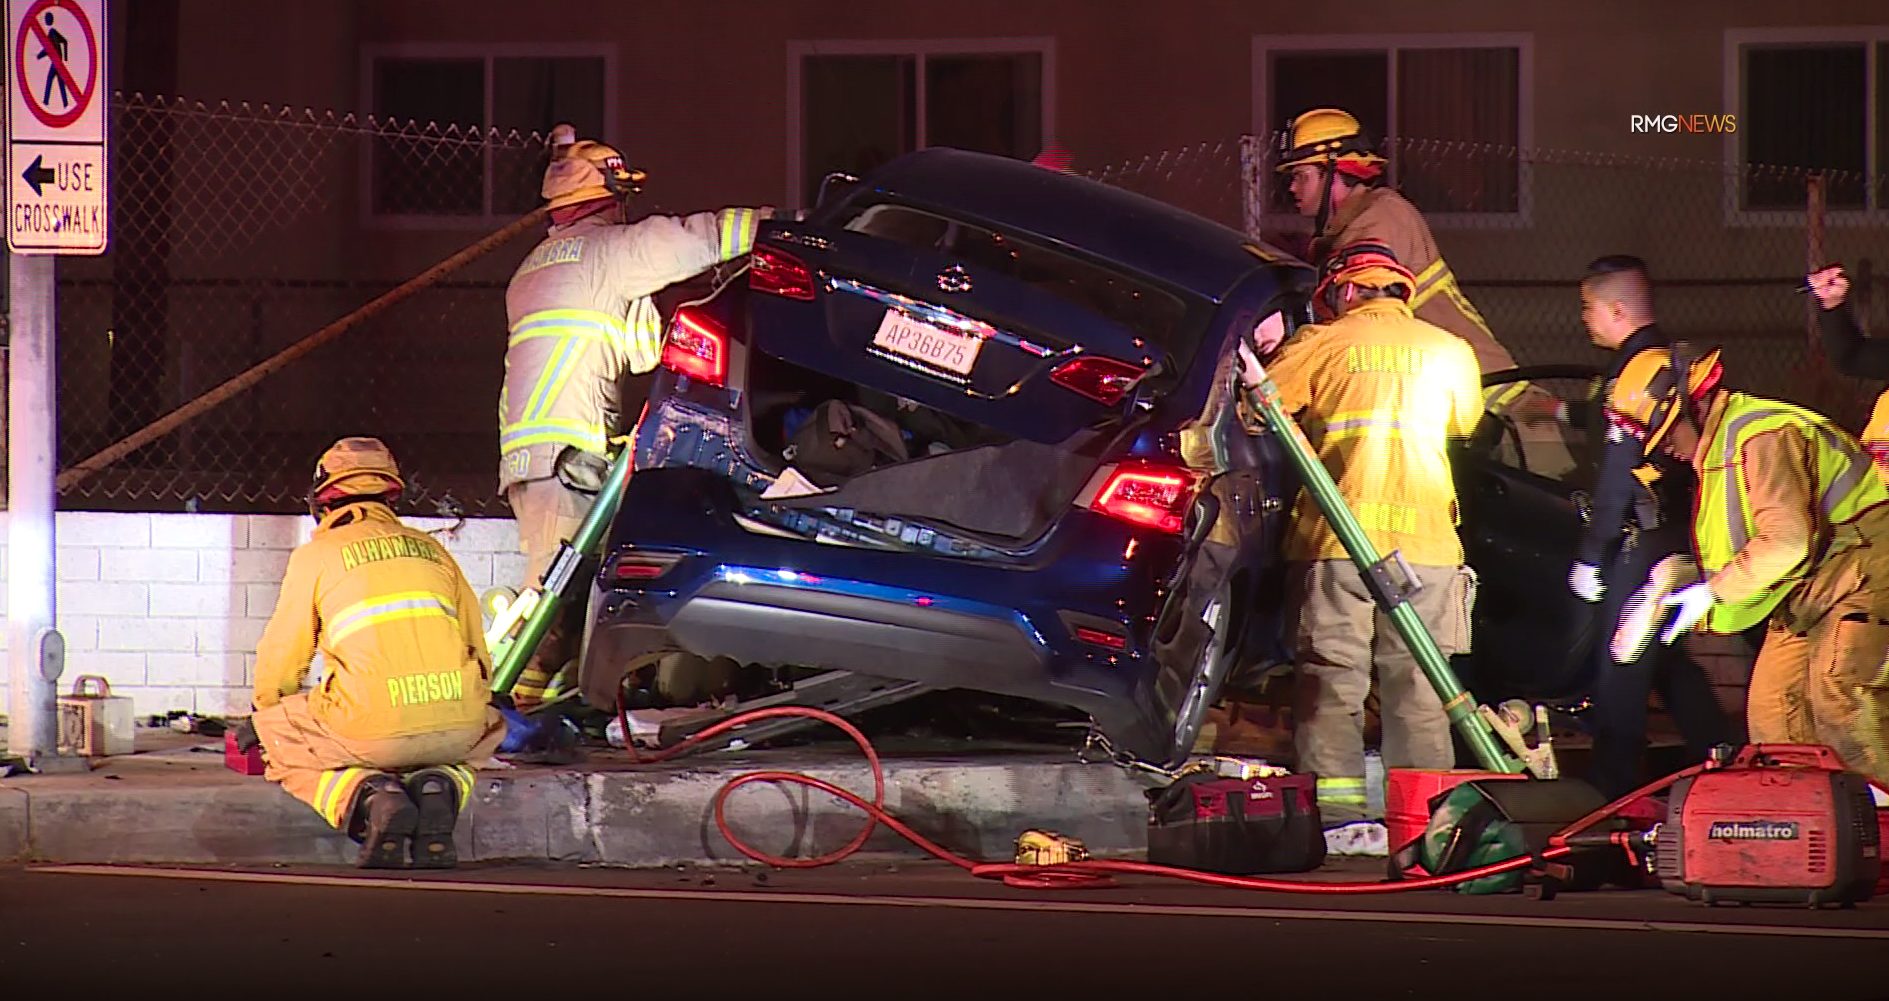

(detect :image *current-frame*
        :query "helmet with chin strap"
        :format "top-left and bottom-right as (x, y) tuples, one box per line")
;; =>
(1276, 108), (1387, 238)
(540, 123), (648, 212)
(1605, 346), (1725, 458)
(1312, 239), (1416, 319)
(307, 436), (404, 519)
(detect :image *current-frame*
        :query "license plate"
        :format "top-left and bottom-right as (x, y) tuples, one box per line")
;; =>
(871, 309), (983, 376)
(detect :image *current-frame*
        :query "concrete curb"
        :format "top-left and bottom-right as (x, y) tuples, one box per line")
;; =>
(0, 749), (1166, 867)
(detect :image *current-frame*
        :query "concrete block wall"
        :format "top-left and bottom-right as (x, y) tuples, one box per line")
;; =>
(0, 512), (523, 718)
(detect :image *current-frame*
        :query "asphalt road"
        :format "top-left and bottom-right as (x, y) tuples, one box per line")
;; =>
(4, 860), (1886, 997)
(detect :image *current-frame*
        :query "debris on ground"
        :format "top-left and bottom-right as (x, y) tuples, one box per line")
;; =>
(143, 711), (229, 737)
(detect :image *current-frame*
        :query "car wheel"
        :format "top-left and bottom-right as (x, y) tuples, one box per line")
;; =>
(1168, 584), (1232, 765)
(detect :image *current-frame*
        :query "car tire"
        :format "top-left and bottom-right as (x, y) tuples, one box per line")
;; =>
(1167, 583), (1233, 766)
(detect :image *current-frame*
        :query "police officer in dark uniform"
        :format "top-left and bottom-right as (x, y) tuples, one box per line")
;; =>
(1566, 255), (1732, 799)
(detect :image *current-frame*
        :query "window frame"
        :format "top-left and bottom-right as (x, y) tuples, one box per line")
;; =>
(1249, 32), (1536, 232)
(358, 42), (619, 231)
(1722, 27), (1887, 228)
(784, 37), (1058, 212)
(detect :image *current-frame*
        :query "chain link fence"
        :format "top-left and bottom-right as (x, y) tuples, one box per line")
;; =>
(42, 93), (556, 517)
(17, 103), (1889, 516)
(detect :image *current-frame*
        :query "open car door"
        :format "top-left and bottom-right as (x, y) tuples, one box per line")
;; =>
(1453, 364), (1605, 704)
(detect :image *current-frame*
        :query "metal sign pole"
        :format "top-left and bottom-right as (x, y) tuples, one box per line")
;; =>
(7, 252), (59, 760)
(5, 0), (105, 763)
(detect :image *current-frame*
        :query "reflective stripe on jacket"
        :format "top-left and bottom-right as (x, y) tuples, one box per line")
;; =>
(1691, 392), (1889, 633)
(252, 502), (492, 742)
(1313, 187), (1517, 376)
(500, 206), (766, 491)
(501, 306), (641, 461)
(1259, 297), (1486, 566)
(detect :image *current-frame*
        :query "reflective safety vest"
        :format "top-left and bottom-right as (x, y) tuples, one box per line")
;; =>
(1693, 394), (1889, 633)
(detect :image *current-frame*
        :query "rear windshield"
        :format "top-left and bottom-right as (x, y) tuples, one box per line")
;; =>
(841, 202), (1191, 357)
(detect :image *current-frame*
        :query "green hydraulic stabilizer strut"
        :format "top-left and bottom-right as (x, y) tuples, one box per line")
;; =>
(487, 443), (636, 697)
(1237, 354), (1530, 776)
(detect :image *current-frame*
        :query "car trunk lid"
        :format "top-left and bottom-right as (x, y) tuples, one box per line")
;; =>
(746, 205), (1196, 445)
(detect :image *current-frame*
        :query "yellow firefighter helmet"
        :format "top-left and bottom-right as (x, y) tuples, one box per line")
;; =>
(1274, 107), (1388, 176)
(1606, 346), (1725, 456)
(540, 123), (648, 211)
(310, 436), (405, 511)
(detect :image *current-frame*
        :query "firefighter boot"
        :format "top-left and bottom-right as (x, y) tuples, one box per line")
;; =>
(404, 765), (472, 869)
(343, 774), (419, 869)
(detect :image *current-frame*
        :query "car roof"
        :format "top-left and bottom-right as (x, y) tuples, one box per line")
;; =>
(854, 147), (1299, 301)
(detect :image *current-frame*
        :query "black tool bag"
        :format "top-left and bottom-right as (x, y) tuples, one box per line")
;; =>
(1146, 771), (1325, 874)
(788, 399), (910, 487)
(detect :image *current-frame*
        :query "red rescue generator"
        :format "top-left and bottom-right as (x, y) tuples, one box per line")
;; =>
(1656, 744), (1880, 907)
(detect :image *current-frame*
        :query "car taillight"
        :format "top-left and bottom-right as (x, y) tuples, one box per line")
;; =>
(1085, 462), (1196, 534)
(660, 306), (727, 387)
(749, 245), (817, 301)
(1050, 355), (1146, 405)
(1073, 626), (1128, 651)
(611, 550), (682, 583)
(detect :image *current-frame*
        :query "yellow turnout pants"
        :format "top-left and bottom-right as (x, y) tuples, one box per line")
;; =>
(253, 694), (504, 830)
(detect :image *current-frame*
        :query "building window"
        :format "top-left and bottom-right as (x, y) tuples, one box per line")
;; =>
(1255, 35), (1531, 225)
(362, 46), (614, 223)
(1731, 33), (1888, 212)
(790, 40), (1053, 209)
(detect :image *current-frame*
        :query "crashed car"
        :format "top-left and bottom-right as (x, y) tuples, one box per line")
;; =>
(576, 147), (1603, 769)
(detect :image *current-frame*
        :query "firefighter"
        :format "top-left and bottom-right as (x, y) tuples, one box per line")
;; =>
(1611, 349), (1889, 789)
(1275, 108), (1515, 376)
(241, 437), (505, 869)
(1235, 241), (1484, 847)
(1563, 255), (1730, 798)
(1808, 263), (1889, 481)
(1274, 108), (1571, 479)
(501, 124), (772, 709)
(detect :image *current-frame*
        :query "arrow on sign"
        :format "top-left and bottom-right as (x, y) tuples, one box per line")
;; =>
(20, 155), (56, 196)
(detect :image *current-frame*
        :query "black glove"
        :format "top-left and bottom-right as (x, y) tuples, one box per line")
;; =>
(233, 717), (261, 753)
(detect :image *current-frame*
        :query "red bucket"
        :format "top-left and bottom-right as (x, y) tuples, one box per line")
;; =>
(1385, 768), (1526, 875)
(224, 729), (266, 776)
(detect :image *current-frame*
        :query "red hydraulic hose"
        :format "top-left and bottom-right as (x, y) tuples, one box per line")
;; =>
(615, 704), (1674, 893)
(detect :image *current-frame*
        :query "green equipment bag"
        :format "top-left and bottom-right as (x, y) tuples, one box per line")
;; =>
(1392, 778), (1615, 895)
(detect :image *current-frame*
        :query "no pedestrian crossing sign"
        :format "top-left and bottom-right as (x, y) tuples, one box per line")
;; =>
(5, 0), (106, 254)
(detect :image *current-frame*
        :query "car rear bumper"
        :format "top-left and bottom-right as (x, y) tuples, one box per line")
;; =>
(592, 576), (1042, 689)
(584, 570), (1165, 760)
(581, 465), (1190, 760)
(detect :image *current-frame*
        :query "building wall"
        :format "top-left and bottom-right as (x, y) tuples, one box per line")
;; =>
(151, 1), (1889, 293)
(51, 2), (1886, 518)
(0, 513), (523, 717)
